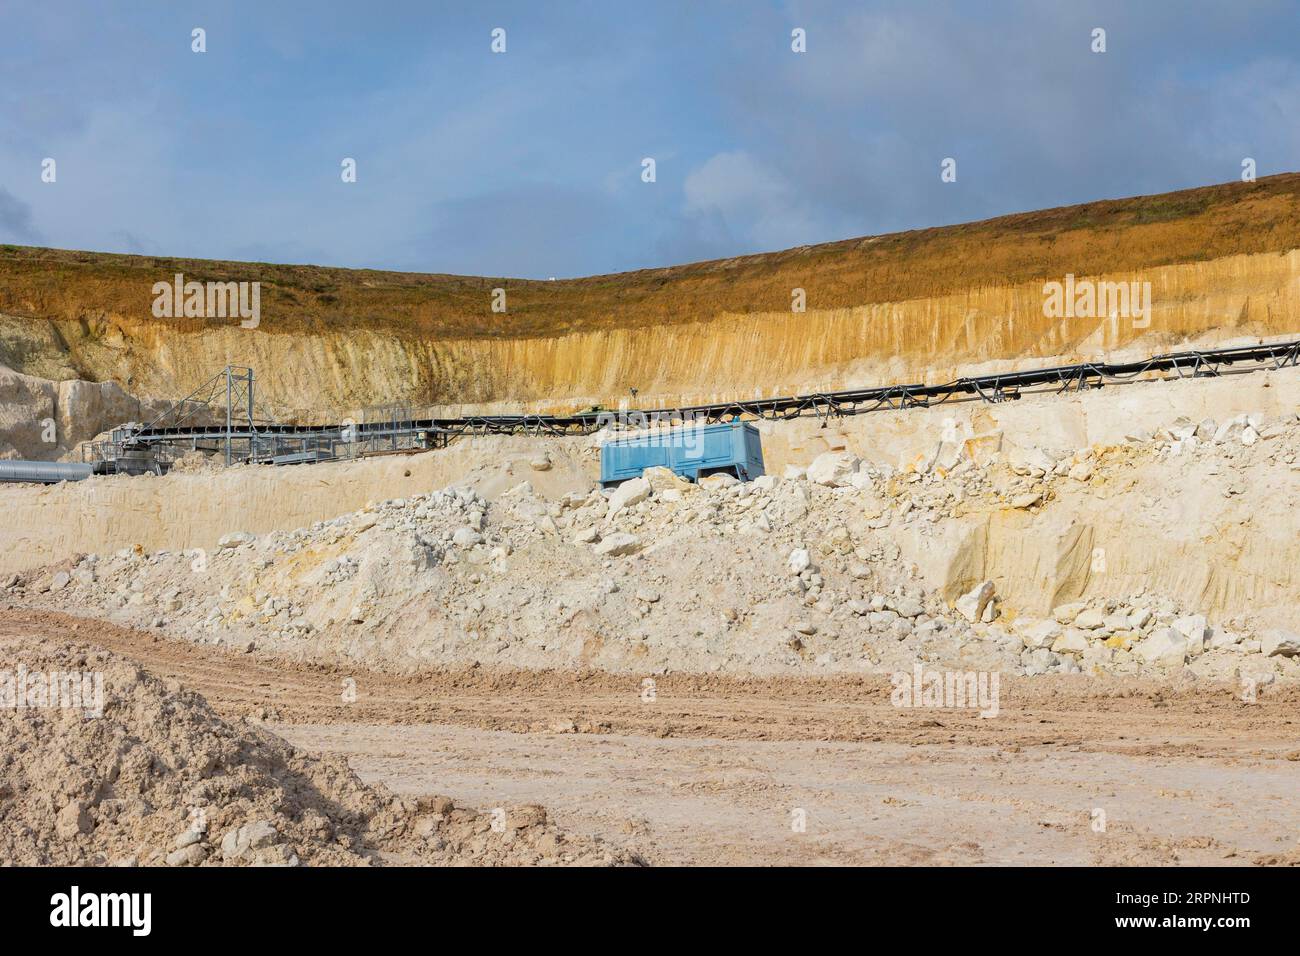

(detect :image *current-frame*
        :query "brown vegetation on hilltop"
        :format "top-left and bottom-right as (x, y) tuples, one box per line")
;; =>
(2, 174), (1299, 340)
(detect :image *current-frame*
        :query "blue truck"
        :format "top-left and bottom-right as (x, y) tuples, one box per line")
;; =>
(600, 419), (765, 487)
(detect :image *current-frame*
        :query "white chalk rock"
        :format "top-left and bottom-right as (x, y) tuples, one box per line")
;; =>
(571, 526), (599, 545)
(641, 466), (687, 492)
(806, 452), (860, 487)
(593, 532), (641, 557)
(1172, 614), (1208, 646)
(1008, 446), (1054, 477)
(1018, 620), (1062, 649)
(1052, 602), (1086, 624)
(1051, 629), (1090, 654)
(608, 476), (652, 512)
(886, 596), (924, 619)
(1073, 608), (1107, 630)
(1260, 629), (1300, 658)
(1135, 628), (1189, 665)
(955, 580), (995, 623)
(452, 527), (484, 547)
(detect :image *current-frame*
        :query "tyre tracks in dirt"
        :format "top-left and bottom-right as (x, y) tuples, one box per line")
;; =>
(6, 609), (1300, 865)
(4, 608), (1297, 757)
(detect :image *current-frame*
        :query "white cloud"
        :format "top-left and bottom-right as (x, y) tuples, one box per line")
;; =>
(682, 150), (818, 252)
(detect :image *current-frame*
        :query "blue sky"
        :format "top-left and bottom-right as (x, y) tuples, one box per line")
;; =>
(1, 0), (1298, 278)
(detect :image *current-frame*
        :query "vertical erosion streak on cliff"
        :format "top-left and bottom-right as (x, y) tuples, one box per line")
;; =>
(1, 244), (1296, 419)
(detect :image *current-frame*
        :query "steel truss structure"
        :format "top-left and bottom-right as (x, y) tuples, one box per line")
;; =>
(110, 339), (1300, 465)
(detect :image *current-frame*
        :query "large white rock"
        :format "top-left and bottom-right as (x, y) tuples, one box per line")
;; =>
(1128, 607), (1153, 630)
(1208, 629), (1242, 651)
(1072, 608), (1107, 630)
(1052, 602), (1086, 624)
(955, 580), (995, 623)
(593, 532), (641, 557)
(451, 527), (484, 547)
(1067, 461), (1094, 482)
(788, 548), (812, 575)
(1135, 628), (1189, 665)
(1008, 446), (1055, 477)
(1260, 629), (1300, 658)
(1018, 619), (1062, 649)
(607, 477), (651, 513)
(934, 441), (966, 472)
(1212, 415), (1249, 444)
(1102, 611), (1131, 632)
(1051, 629), (1090, 654)
(806, 452), (860, 487)
(571, 526), (599, 545)
(886, 595), (924, 619)
(1172, 614), (1208, 643)
(641, 466), (687, 492)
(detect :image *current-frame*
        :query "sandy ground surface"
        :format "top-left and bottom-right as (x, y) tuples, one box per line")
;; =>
(6, 609), (1298, 866)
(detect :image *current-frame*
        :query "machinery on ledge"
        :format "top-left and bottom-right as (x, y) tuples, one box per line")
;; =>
(599, 419), (765, 487)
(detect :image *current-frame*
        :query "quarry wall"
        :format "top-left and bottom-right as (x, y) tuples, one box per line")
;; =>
(4, 249), (1300, 418)
(4, 369), (1299, 624)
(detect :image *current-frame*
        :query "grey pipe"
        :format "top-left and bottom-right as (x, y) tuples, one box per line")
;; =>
(0, 460), (94, 484)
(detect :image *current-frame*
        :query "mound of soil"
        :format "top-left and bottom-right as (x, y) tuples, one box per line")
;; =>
(0, 637), (642, 866)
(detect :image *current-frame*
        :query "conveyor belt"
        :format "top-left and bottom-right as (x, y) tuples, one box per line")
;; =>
(125, 338), (1300, 447)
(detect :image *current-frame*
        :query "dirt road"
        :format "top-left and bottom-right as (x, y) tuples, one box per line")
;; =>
(4, 609), (1298, 865)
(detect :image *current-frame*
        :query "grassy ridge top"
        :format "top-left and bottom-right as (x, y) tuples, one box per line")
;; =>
(2, 174), (1299, 340)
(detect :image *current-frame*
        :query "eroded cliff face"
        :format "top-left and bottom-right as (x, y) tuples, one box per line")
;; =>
(3, 249), (1299, 418)
(2, 174), (1300, 417)
(0, 364), (182, 460)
